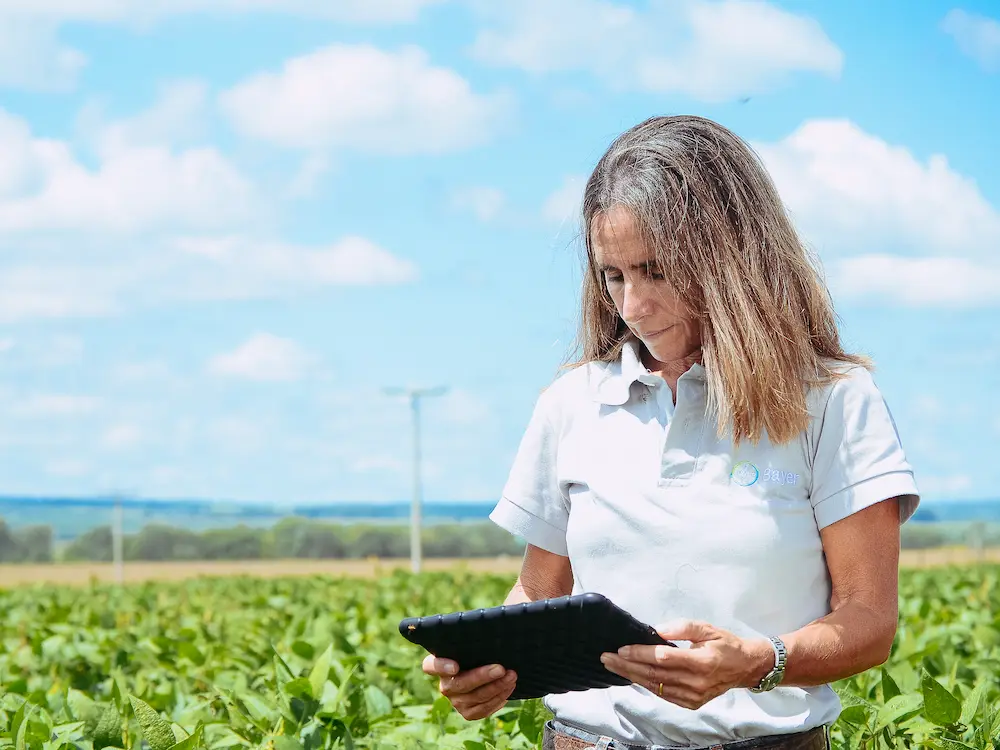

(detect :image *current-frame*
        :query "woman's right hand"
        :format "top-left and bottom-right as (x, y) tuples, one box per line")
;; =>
(422, 655), (519, 720)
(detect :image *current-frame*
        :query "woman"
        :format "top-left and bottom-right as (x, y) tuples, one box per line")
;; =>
(422, 115), (919, 750)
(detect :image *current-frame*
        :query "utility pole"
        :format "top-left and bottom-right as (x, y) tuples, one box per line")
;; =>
(111, 492), (124, 586)
(382, 386), (448, 574)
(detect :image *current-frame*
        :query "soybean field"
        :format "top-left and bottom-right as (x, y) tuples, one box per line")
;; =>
(0, 566), (998, 750)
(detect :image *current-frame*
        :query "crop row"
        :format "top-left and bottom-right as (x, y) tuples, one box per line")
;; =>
(0, 566), (998, 749)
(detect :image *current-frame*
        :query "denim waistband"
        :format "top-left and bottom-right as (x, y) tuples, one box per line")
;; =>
(545, 718), (830, 750)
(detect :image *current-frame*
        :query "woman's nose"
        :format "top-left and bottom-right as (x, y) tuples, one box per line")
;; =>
(621, 283), (652, 323)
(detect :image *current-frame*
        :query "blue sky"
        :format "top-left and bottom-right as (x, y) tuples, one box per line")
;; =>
(0, 0), (997, 506)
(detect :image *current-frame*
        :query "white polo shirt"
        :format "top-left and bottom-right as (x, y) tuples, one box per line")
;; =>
(489, 337), (920, 747)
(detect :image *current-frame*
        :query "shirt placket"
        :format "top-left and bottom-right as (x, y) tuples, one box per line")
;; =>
(656, 377), (705, 486)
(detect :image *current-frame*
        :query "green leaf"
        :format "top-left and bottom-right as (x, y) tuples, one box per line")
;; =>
(838, 704), (870, 726)
(880, 668), (901, 702)
(927, 740), (977, 750)
(959, 679), (988, 726)
(92, 703), (122, 750)
(129, 696), (178, 750)
(517, 700), (548, 745)
(111, 677), (128, 715)
(263, 736), (304, 750)
(67, 689), (100, 727)
(874, 693), (923, 732)
(176, 641), (205, 666)
(308, 645), (333, 699)
(282, 678), (314, 701)
(168, 724), (204, 750)
(51, 720), (86, 746)
(10, 699), (29, 742)
(317, 664), (357, 718)
(271, 646), (295, 688)
(238, 692), (278, 725)
(14, 703), (35, 750)
(363, 685), (392, 722)
(325, 718), (354, 750)
(921, 671), (961, 727)
(430, 695), (452, 726)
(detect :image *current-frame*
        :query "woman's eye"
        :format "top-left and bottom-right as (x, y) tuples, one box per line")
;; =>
(604, 273), (623, 284)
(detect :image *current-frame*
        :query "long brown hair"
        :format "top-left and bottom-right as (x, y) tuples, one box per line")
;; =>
(566, 115), (871, 448)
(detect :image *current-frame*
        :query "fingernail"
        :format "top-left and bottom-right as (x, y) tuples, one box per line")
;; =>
(489, 665), (504, 678)
(505, 671), (517, 681)
(618, 646), (631, 658)
(444, 663), (458, 675)
(600, 654), (610, 664)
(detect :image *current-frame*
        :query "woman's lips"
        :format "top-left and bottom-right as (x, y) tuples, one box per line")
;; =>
(640, 325), (674, 338)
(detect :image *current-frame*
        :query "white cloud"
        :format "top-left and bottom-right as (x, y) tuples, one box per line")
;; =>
(173, 235), (418, 296)
(470, 0), (841, 101)
(101, 424), (143, 450)
(755, 118), (1000, 258)
(0, 334), (84, 366)
(208, 333), (314, 382)
(450, 186), (506, 221)
(542, 174), (586, 225)
(0, 234), (417, 322)
(220, 44), (513, 153)
(0, 265), (124, 322)
(79, 79), (210, 150)
(831, 255), (1000, 307)
(755, 119), (1000, 308)
(942, 8), (1000, 72)
(15, 394), (101, 417)
(0, 0), (445, 24)
(0, 82), (417, 322)
(286, 153), (331, 198)
(0, 17), (84, 90)
(0, 1), (446, 90)
(0, 108), (255, 234)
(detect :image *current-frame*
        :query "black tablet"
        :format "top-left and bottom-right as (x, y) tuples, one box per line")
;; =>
(398, 592), (675, 700)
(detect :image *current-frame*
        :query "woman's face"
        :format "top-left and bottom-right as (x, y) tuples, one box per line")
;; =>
(591, 206), (702, 367)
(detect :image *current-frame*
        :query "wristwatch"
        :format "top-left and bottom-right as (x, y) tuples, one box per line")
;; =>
(749, 636), (787, 693)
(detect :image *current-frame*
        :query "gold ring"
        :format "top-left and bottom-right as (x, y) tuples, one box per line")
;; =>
(657, 682), (663, 697)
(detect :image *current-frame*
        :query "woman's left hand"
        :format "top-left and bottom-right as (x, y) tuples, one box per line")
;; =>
(600, 619), (770, 710)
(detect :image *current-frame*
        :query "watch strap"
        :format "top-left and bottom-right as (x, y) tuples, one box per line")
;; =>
(749, 636), (787, 693)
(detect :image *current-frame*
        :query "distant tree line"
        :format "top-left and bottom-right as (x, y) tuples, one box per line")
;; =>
(0, 516), (526, 563)
(0, 521), (54, 563)
(0, 516), (998, 564)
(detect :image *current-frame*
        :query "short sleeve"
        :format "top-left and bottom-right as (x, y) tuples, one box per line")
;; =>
(489, 387), (570, 556)
(809, 367), (920, 530)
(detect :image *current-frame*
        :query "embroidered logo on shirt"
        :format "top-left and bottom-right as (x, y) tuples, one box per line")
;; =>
(731, 462), (800, 487)
(762, 467), (800, 485)
(731, 461), (759, 486)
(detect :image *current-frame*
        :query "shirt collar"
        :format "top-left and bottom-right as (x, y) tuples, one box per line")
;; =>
(591, 335), (706, 406)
